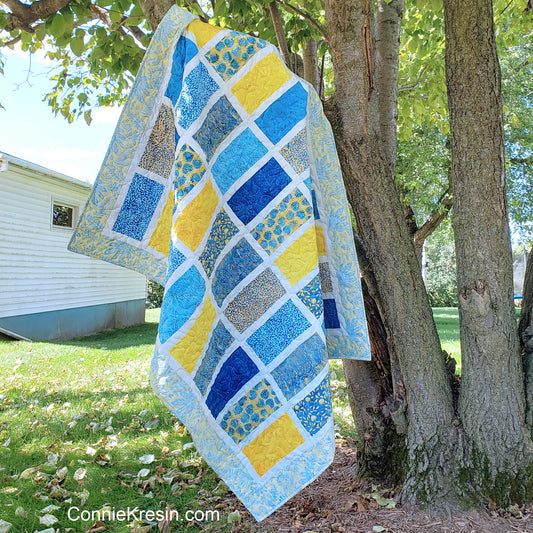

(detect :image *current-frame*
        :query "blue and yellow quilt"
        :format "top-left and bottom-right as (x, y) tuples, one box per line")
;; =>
(69, 5), (370, 521)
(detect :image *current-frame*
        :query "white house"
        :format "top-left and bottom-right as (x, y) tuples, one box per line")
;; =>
(0, 152), (147, 340)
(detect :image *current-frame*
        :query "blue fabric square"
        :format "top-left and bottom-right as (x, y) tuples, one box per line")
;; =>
(294, 376), (332, 435)
(193, 96), (242, 161)
(247, 300), (311, 365)
(159, 266), (205, 344)
(165, 36), (198, 105)
(323, 298), (341, 329)
(176, 62), (219, 130)
(227, 158), (292, 225)
(206, 347), (259, 419)
(211, 129), (268, 194)
(194, 322), (234, 395)
(255, 82), (307, 144)
(211, 238), (262, 306)
(271, 334), (327, 400)
(166, 243), (186, 282)
(311, 190), (320, 220)
(112, 173), (164, 241)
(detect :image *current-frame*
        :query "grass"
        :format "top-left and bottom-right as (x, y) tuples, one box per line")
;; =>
(0, 307), (465, 532)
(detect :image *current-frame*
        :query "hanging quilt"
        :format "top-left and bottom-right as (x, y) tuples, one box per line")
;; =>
(68, 5), (371, 521)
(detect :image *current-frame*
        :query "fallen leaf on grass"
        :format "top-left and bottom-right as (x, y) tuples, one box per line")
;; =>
(39, 514), (59, 526)
(0, 519), (12, 533)
(20, 466), (40, 479)
(74, 467), (87, 481)
(15, 507), (27, 518)
(40, 504), (60, 514)
(139, 454), (155, 465)
(85, 521), (106, 533)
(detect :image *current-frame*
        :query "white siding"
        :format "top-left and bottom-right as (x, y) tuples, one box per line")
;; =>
(0, 161), (147, 318)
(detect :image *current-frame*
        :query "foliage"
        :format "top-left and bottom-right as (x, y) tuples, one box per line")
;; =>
(396, 123), (450, 224)
(424, 220), (458, 308)
(146, 279), (163, 309)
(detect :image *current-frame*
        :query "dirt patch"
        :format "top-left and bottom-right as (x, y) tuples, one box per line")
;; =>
(220, 441), (533, 533)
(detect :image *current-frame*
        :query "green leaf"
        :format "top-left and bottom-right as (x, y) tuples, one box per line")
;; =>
(70, 37), (85, 57)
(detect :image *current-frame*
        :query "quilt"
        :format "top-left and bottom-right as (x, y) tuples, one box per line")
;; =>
(68, 5), (371, 521)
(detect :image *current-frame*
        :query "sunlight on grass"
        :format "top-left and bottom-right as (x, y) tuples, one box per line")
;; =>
(0, 313), (232, 533)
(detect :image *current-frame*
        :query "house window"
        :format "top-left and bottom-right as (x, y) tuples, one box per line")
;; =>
(52, 202), (76, 228)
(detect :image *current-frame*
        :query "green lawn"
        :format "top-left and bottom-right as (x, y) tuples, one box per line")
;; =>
(0, 307), (464, 532)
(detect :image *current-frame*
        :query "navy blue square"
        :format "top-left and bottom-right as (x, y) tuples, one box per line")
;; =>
(255, 82), (307, 144)
(112, 174), (164, 241)
(227, 158), (292, 225)
(205, 347), (259, 419)
(323, 298), (341, 329)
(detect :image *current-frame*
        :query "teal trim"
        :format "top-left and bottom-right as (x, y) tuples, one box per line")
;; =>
(0, 299), (145, 341)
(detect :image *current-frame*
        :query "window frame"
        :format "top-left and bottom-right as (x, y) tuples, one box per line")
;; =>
(51, 199), (78, 230)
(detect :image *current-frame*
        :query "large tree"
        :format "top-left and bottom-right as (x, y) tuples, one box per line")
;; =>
(2, 0), (533, 514)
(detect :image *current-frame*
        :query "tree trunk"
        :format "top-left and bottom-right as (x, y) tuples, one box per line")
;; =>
(324, 0), (465, 510)
(520, 250), (533, 426)
(137, 0), (174, 30)
(444, 0), (533, 503)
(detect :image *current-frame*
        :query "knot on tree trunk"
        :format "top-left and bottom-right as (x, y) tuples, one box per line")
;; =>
(459, 279), (490, 317)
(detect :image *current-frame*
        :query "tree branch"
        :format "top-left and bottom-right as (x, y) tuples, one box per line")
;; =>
(268, 2), (291, 66)
(3, 0), (72, 32)
(509, 156), (533, 165)
(399, 66), (427, 92)
(413, 191), (453, 261)
(275, 0), (328, 41)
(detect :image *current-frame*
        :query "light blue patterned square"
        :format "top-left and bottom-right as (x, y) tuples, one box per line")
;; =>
(211, 129), (268, 194)
(176, 62), (219, 130)
(247, 300), (311, 365)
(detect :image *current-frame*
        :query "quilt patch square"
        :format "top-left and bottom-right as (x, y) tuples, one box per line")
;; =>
(205, 347), (259, 419)
(220, 378), (281, 444)
(255, 82), (307, 144)
(211, 238), (263, 306)
(224, 268), (286, 333)
(174, 144), (206, 203)
(297, 275), (323, 319)
(252, 189), (312, 254)
(242, 413), (305, 476)
(227, 158), (292, 225)
(176, 62), (219, 130)
(138, 104), (176, 179)
(231, 52), (292, 115)
(323, 298), (341, 329)
(280, 129), (310, 174)
(205, 32), (267, 80)
(271, 334), (327, 400)
(247, 300), (311, 365)
(211, 128), (268, 195)
(112, 173), (164, 241)
(198, 209), (239, 277)
(294, 376), (332, 435)
(193, 96), (242, 161)
(173, 180), (219, 252)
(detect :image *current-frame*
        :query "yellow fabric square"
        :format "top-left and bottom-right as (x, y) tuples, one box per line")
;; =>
(315, 225), (327, 257)
(187, 19), (223, 49)
(231, 53), (292, 115)
(173, 181), (218, 251)
(169, 296), (216, 374)
(242, 413), (304, 477)
(275, 226), (318, 286)
(149, 190), (174, 257)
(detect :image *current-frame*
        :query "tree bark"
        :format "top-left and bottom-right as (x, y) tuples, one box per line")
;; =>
(375, 0), (404, 175)
(520, 250), (533, 426)
(444, 0), (533, 503)
(137, 0), (174, 30)
(325, 0), (464, 510)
